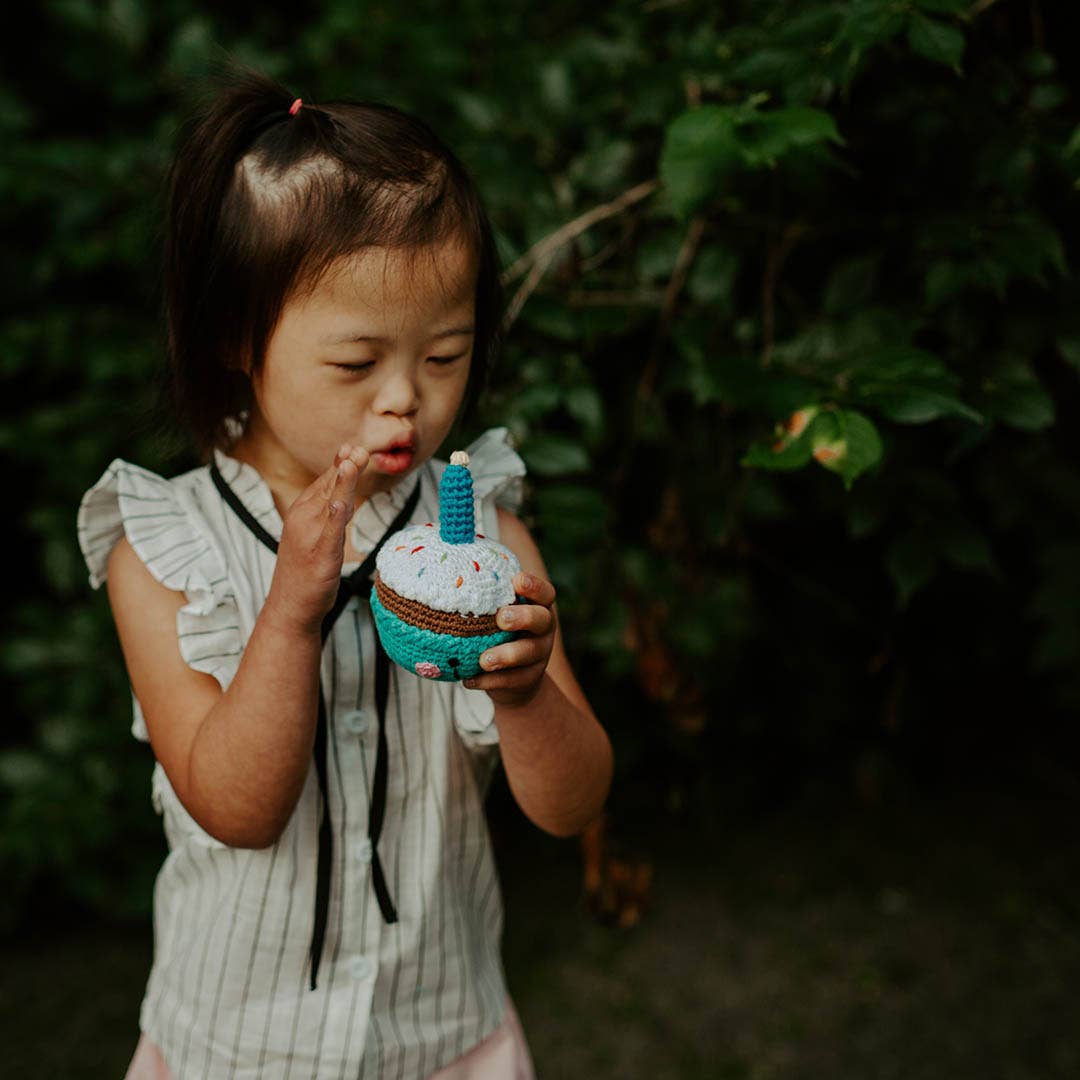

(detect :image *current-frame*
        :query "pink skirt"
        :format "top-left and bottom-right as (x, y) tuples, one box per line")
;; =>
(124, 997), (535, 1079)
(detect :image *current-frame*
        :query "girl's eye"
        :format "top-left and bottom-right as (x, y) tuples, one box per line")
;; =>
(427, 355), (464, 366)
(334, 362), (374, 374)
(332, 356), (463, 373)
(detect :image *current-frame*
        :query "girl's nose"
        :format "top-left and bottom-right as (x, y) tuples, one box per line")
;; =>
(372, 368), (420, 416)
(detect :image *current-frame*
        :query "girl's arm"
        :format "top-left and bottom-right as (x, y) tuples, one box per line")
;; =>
(462, 507), (614, 838)
(107, 534), (323, 848)
(105, 446), (367, 849)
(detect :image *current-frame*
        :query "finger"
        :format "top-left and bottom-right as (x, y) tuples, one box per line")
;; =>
(318, 457), (363, 542)
(295, 445), (369, 507)
(465, 659), (547, 691)
(291, 452), (348, 508)
(495, 603), (554, 636)
(478, 637), (549, 673)
(512, 572), (556, 607)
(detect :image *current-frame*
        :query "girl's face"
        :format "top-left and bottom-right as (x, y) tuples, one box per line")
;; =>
(236, 236), (477, 503)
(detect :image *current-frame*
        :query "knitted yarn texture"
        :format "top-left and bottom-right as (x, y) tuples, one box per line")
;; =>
(372, 450), (524, 682)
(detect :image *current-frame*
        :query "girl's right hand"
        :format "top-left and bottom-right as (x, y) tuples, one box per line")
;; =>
(264, 443), (371, 636)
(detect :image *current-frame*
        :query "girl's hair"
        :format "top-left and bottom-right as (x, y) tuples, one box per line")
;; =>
(158, 62), (505, 462)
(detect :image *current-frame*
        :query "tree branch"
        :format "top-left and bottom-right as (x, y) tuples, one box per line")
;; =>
(636, 215), (708, 406)
(500, 177), (660, 293)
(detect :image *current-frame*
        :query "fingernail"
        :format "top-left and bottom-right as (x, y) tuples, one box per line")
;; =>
(339, 443), (351, 458)
(338, 461), (350, 477)
(498, 610), (516, 629)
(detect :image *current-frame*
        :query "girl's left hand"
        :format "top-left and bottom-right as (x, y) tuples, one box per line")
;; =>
(463, 572), (556, 707)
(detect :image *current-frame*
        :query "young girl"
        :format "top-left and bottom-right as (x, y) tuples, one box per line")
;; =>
(76, 66), (612, 1079)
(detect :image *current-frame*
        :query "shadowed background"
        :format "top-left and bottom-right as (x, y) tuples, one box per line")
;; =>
(2, 1), (1079, 1076)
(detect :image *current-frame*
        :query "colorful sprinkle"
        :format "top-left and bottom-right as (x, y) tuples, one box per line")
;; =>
(411, 545), (425, 554)
(440, 553), (448, 563)
(477, 533), (485, 538)
(472, 560), (480, 572)
(455, 575), (464, 588)
(394, 545), (407, 551)
(500, 552), (509, 561)
(417, 567), (426, 577)
(425, 522), (433, 527)
(494, 571), (499, 581)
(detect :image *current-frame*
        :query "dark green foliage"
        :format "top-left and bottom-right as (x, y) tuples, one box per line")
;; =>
(3, 0), (1079, 926)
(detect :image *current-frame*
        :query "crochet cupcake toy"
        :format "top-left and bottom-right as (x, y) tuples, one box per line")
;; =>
(370, 450), (525, 682)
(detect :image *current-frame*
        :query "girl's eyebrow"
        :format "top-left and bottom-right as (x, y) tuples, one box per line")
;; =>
(322, 325), (475, 345)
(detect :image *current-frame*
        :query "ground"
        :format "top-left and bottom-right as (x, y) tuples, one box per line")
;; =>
(3, 780), (1077, 1078)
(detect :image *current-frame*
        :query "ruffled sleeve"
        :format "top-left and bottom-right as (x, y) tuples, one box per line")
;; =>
(448, 426), (528, 751)
(76, 459), (244, 743)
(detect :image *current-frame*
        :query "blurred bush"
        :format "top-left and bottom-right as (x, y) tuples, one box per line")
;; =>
(3, 0), (1079, 928)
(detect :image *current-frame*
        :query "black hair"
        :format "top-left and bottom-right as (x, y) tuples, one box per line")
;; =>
(154, 61), (504, 462)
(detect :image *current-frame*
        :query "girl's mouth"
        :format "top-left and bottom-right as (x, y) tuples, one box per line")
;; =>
(371, 446), (415, 473)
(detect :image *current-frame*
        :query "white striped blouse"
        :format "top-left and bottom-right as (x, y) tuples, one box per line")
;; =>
(76, 425), (528, 1079)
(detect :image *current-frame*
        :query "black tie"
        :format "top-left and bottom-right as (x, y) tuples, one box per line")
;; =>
(209, 463), (422, 991)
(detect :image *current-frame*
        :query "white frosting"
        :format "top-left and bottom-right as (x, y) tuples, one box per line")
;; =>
(375, 522), (521, 616)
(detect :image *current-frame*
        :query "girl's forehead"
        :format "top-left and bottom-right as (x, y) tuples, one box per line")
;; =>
(314, 240), (476, 315)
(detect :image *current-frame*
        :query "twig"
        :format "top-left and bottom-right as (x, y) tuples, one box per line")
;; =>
(580, 235), (626, 274)
(760, 223), (807, 369)
(500, 178), (660, 286)
(565, 288), (666, 307)
(636, 215), (708, 406)
(501, 245), (560, 333)
(1030, 0), (1045, 50)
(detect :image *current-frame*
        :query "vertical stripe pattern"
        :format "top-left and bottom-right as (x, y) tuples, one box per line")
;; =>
(76, 427), (526, 1079)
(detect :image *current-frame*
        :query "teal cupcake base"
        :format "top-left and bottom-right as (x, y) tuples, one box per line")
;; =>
(370, 591), (523, 682)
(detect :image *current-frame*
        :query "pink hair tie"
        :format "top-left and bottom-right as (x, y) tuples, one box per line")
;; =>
(289, 98), (303, 116)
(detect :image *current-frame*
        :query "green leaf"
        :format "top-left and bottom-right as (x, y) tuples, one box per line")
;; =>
(659, 106), (744, 219)
(811, 409), (884, 489)
(924, 259), (968, 307)
(838, 1), (907, 48)
(636, 231), (683, 281)
(1064, 124), (1080, 160)
(996, 217), (1067, 282)
(744, 107), (845, 167)
(514, 384), (562, 420)
(1029, 84), (1067, 112)
(936, 523), (997, 574)
(846, 346), (984, 424)
(567, 139), (635, 193)
(984, 365), (1055, 431)
(862, 386), (984, 425)
(741, 432), (814, 472)
(887, 532), (939, 607)
(913, 0), (970, 13)
(535, 484), (609, 543)
(519, 434), (590, 476)
(686, 244), (740, 307)
(1058, 336), (1080, 371)
(565, 385), (604, 439)
(451, 89), (501, 133)
(907, 13), (965, 70)
(538, 59), (573, 113)
(824, 254), (879, 314)
(741, 408), (823, 472)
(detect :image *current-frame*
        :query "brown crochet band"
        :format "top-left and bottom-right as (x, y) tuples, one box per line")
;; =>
(374, 571), (500, 636)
